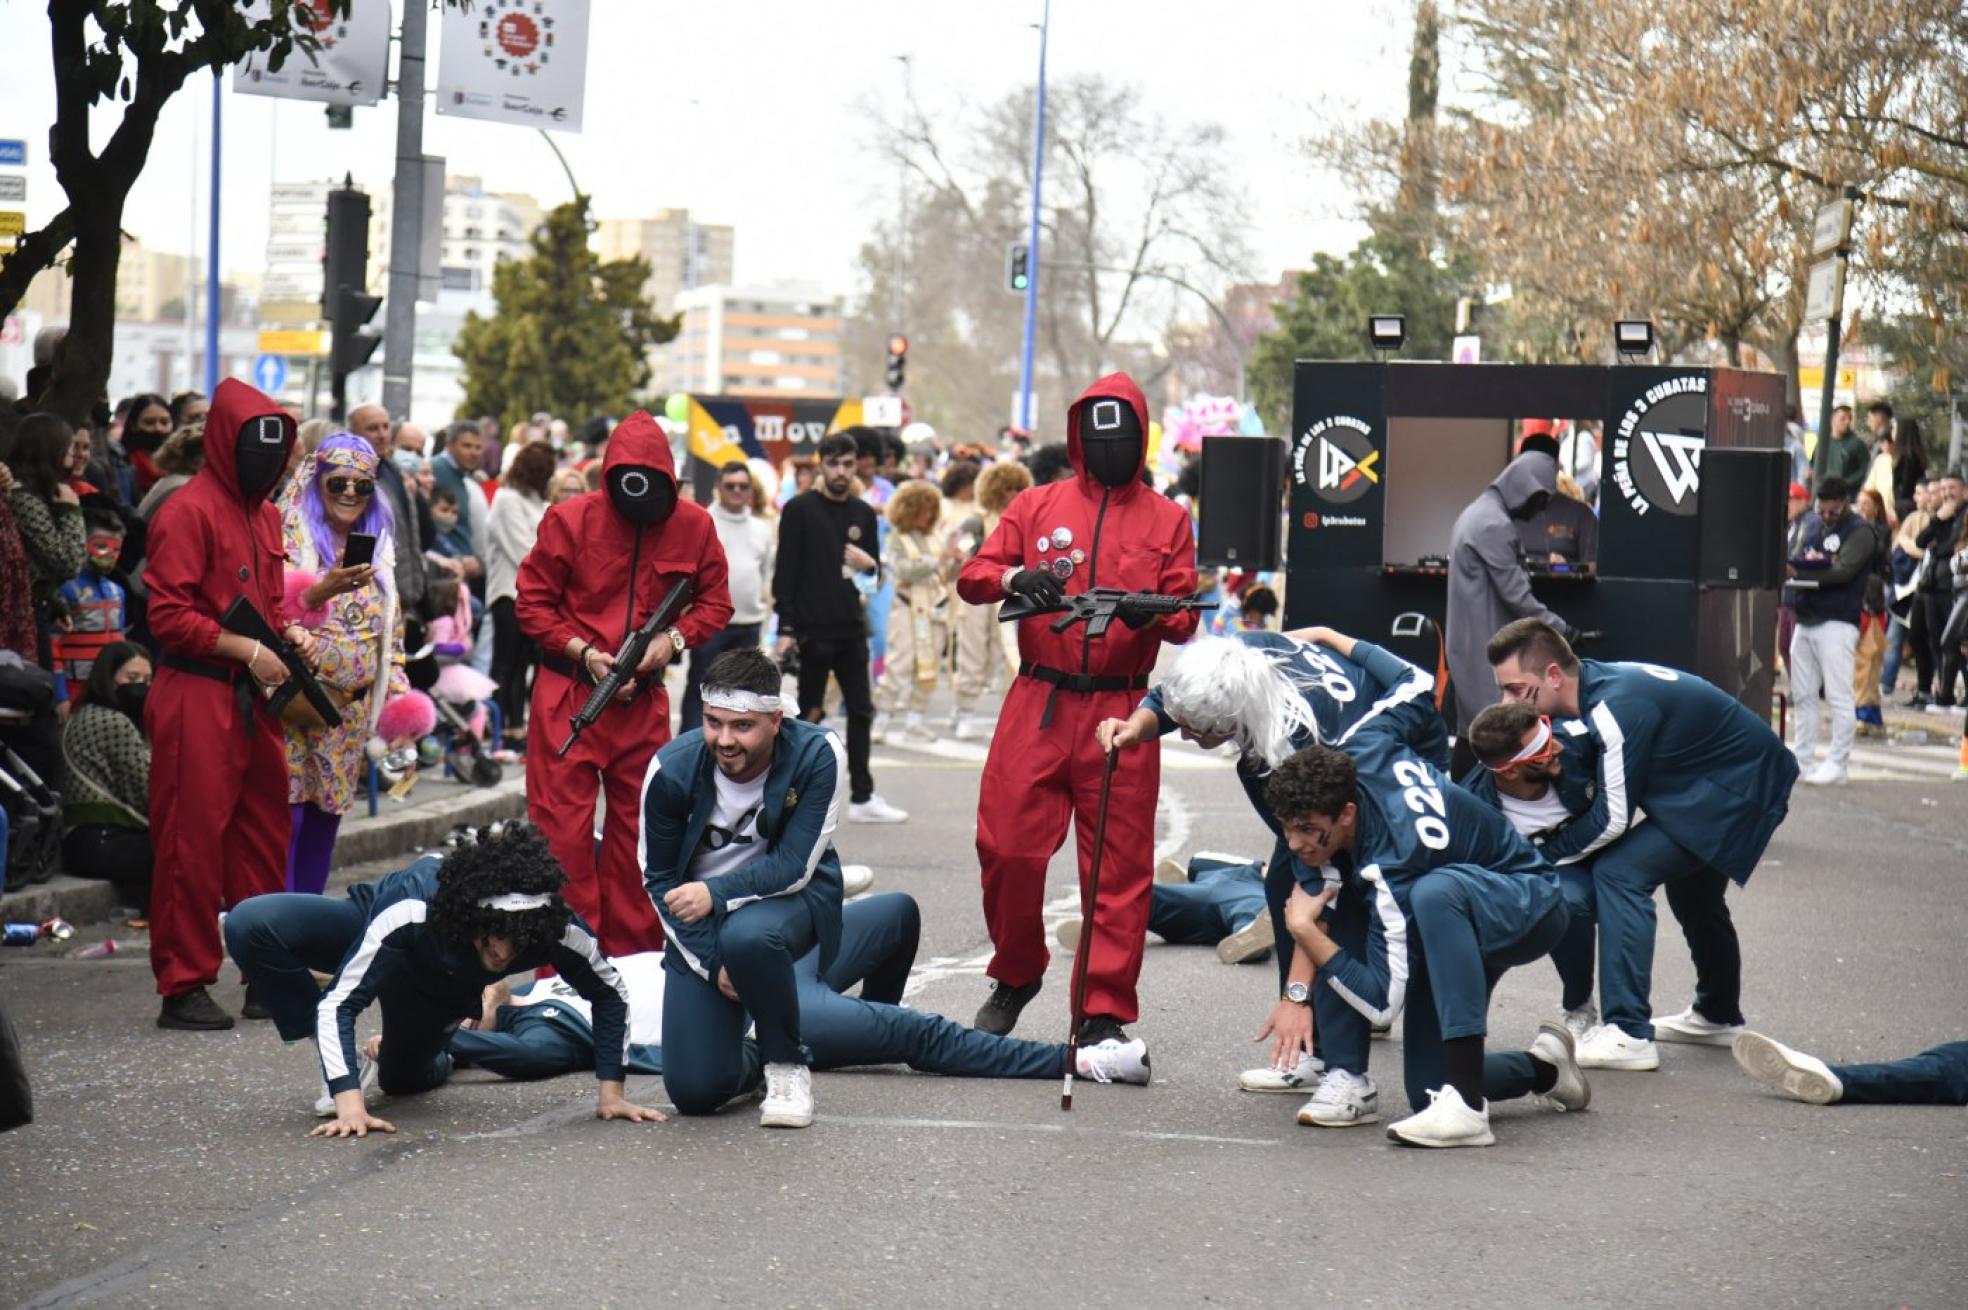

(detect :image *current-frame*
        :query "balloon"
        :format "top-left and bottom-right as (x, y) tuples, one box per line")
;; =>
(664, 392), (691, 425)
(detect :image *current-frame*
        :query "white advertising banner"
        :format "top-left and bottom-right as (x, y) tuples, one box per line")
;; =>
(436, 0), (590, 133)
(233, 0), (391, 107)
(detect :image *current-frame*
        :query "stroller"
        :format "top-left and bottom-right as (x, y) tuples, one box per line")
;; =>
(1, 747), (63, 893)
(402, 633), (503, 790)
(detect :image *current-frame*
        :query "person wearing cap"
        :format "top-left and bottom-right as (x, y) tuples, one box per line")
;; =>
(1783, 475), (1876, 785)
(222, 823), (662, 1137)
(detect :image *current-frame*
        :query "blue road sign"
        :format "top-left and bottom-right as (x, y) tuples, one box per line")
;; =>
(0, 141), (25, 167)
(253, 353), (288, 394)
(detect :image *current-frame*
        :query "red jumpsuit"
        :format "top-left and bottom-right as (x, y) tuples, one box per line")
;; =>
(956, 374), (1200, 1023)
(144, 379), (296, 999)
(516, 413), (733, 957)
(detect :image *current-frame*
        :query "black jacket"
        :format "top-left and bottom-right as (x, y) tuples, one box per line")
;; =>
(773, 490), (879, 642)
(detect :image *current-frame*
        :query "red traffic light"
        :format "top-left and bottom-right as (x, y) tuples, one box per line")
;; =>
(886, 335), (909, 356)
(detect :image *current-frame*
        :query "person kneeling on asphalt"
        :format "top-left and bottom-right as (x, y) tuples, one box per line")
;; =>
(1266, 741), (1589, 1149)
(446, 893), (1148, 1090)
(222, 823), (665, 1138)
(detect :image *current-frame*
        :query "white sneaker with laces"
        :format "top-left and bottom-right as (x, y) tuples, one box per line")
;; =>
(1055, 916), (1083, 953)
(1575, 1023), (1661, 1071)
(1238, 1051), (1325, 1094)
(1653, 1005), (1745, 1046)
(1804, 760), (1848, 786)
(1214, 914), (1274, 965)
(1731, 1031), (1843, 1104)
(1075, 1037), (1152, 1085)
(1154, 858), (1188, 884)
(848, 794), (909, 824)
(1296, 1069), (1380, 1127)
(901, 712), (937, 742)
(1563, 1003), (1599, 1043)
(313, 1051), (379, 1117)
(759, 1062), (815, 1128)
(840, 864), (876, 898)
(1387, 1085), (1494, 1148)
(1529, 1020), (1591, 1111)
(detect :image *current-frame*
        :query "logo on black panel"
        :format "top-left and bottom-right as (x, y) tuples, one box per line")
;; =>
(1292, 416), (1381, 506)
(1611, 375), (1707, 517)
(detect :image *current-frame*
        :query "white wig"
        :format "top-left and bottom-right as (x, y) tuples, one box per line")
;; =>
(1159, 636), (1323, 770)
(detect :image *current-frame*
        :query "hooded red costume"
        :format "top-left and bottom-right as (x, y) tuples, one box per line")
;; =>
(516, 412), (733, 956)
(144, 378), (297, 1000)
(956, 373), (1199, 1023)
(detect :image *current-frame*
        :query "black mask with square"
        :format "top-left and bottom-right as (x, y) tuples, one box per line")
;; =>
(1077, 396), (1142, 488)
(235, 414), (291, 502)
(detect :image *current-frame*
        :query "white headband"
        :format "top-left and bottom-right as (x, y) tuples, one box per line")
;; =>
(702, 688), (782, 714)
(1487, 716), (1553, 770)
(477, 892), (553, 912)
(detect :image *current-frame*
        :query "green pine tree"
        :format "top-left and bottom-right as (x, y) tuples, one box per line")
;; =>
(453, 196), (677, 426)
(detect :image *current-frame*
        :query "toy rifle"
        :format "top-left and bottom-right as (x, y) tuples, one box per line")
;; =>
(999, 587), (1215, 638)
(558, 576), (695, 758)
(220, 596), (343, 730)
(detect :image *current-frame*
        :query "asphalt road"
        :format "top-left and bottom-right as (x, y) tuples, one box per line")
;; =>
(3, 732), (1965, 1308)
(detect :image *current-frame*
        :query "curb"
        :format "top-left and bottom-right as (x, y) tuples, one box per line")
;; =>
(2, 772), (530, 929)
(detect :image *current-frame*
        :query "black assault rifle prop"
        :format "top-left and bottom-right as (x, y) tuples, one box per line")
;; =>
(557, 576), (695, 758)
(220, 595), (344, 730)
(999, 586), (1215, 638)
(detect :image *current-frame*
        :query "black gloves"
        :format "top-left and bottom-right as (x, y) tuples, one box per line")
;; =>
(1114, 595), (1158, 630)
(1007, 567), (1065, 608)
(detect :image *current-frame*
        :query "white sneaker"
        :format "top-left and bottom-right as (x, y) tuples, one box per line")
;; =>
(313, 1051), (379, 1117)
(759, 1062), (815, 1128)
(1732, 1031), (1843, 1105)
(848, 794), (909, 824)
(1055, 915), (1083, 953)
(1575, 1023), (1661, 1071)
(1239, 1051), (1325, 1094)
(951, 712), (979, 740)
(840, 864), (876, 898)
(1296, 1069), (1380, 1127)
(1075, 1036), (1152, 1086)
(870, 715), (892, 744)
(1529, 1020), (1591, 1111)
(1563, 1003), (1599, 1043)
(1804, 760), (1848, 786)
(901, 712), (937, 742)
(1214, 914), (1274, 965)
(1386, 1085), (1494, 1148)
(1653, 1005), (1745, 1046)
(1154, 858), (1188, 884)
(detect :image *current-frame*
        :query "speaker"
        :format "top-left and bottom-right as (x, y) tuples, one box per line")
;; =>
(1198, 435), (1286, 570)
(1697, 447), (1789, 588)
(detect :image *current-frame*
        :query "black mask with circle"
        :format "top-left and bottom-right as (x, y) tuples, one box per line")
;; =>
(234, 414), (291, 502)
(607, 465), (677, 525)
(1076, 396), (1143, 489)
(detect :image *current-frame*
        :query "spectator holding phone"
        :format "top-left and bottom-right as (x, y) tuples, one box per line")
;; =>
(275, 434), (427, 895)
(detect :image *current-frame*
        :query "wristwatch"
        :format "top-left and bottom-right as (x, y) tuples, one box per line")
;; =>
(1284, 981), (1311, 1005)
(664, 626), (686, 655)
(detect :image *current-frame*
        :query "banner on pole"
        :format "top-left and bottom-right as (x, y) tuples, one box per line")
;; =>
(436, 0), (591, 133)
(234, 1), (391, 107)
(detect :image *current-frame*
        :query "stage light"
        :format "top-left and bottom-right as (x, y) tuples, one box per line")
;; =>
(1368, 315), (1406, 352)
(1614, 319), (1655, 359)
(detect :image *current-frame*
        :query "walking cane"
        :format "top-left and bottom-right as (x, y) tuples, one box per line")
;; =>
(1062, 748), (1120, 1111)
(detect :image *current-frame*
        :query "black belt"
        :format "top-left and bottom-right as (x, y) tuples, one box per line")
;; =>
(1019, 662), (1149, 728)
(540, 653), (595, 686)
(161, 650), (258, 736)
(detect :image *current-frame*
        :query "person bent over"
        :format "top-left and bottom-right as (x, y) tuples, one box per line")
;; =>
(223, 824), (663, 1137)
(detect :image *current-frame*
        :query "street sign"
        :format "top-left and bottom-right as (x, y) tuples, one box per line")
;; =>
(862, 394), (904, 427)
(1811, 198), (1854, 256)
(1798, 366), (1858, 393)
(257, 328), (328, 357)
(1804, 256), (1846, 322)
(0, 176), (23, 204)
(1452, 334), (1481, 364)
(0, 211), (23, 238)
(253, 354), (289, 395)
(0, 141), (24, 167)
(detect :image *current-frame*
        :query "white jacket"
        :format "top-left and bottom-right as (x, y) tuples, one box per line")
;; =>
(711, 503), (776, 625)
(485, 485), (547, 606)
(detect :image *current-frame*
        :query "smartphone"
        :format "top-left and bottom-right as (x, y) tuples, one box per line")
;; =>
(342, 532), (377, 571)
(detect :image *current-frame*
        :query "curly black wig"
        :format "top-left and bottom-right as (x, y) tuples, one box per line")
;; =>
(1263, 746), (1358, 824)
(429, 822), (570, 960)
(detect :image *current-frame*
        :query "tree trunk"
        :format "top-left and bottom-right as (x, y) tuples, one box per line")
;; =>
(1773, 330), (1801, 412)
(44, 203), (125, 428)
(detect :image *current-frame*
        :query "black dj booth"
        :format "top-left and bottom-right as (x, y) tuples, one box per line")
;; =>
(1201, 360), (1791, 722)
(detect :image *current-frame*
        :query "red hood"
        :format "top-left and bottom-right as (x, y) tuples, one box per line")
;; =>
(202, 377), (295, 503)
(1065, 372), (1151, 499)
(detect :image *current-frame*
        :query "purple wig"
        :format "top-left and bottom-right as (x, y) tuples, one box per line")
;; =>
(300, 432), (395, 570)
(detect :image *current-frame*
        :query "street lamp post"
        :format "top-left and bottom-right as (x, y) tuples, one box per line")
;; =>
(1016, 0), (1051, 432)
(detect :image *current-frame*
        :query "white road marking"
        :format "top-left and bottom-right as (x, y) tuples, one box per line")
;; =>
(816, 1113), (1283, 1147)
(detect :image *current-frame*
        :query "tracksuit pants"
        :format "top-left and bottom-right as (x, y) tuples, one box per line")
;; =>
(223, 893), (456, 1096)
(1830, 1042), (1968, 1105)
(1790, 618), (1857, 770)
(1401, 873), (1570, 1114)
(1593, 823), (1743, 1041)
(663, 896), (817, 1115)
(1547, 865), (1598, 1013)
(450, 1010), (598, 1081)
(1263, 844), (1372, 1078)
(1148, 855), (1268, 947)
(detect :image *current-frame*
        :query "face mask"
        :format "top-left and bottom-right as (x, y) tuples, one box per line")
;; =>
(113, 682), (148, 724)
(392, 450), (422, 478)
(124, 426), (168, 454)
(1076, 396), (1143, 489)
(85, 535), (122, 571)
(234, 414), (292, 502)
(432, 509), (459, 531)
(607, 465), (677, 525)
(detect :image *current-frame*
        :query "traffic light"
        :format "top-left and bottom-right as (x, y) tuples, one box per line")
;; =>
(323, 181), (379, 419)
(885, 334), (908, 392)
(1005, 242), (1030, 294)
(333, 286), (384, 375)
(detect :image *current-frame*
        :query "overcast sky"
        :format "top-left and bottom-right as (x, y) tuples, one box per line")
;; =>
(0, 0), (1415, 303)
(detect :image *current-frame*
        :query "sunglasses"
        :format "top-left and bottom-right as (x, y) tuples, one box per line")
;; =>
(325, 477), (376, 498)
(721, 480), (753, 492)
